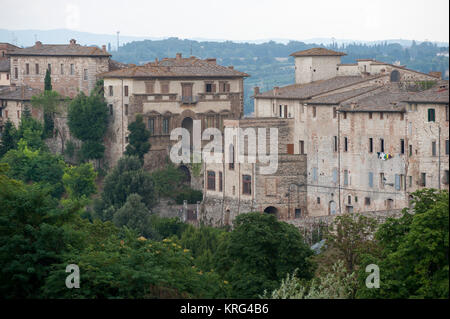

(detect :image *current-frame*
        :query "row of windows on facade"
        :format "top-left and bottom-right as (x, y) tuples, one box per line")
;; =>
(296, 137), (450, 156)
(281, 104), (449, 122)
(310, 167), (450, 188)
(315, 195), (388, 209)
(107, 82), (231, 97)
(207, 171), (252, 195)
(0, 109), (21, 119)
(14, 64), (88, 80)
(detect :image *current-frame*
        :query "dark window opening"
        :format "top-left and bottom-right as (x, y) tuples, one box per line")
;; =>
(242, 175), (252, 195)
(207, 171), (216, 191)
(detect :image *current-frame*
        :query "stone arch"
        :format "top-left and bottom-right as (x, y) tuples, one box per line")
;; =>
(329, 201), (337, 215)
(264, 206), (278, 216)
(386, 198), (394, 210)
(178, 165), (191, 185)
(390, 70), (401, 82)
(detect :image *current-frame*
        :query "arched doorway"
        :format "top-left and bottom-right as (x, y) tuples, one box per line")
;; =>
(264, 206), (278, 216)
(390, 70), (400, 82)
(329, 201), (337, 215)
(181, 117), (193, 153)
(178, 165), (191, 185)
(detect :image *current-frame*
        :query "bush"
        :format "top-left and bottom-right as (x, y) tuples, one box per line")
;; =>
(174, 188), (203, 205)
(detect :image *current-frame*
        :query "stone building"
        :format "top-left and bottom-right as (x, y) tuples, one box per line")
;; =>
(204, 47), (446, 224)
(202, 118), (306, 226)
(0, 85), (42, 129)
(0, 43), (19, 87)
(100, 53), (249, 172)
(7, 39), (111, 98)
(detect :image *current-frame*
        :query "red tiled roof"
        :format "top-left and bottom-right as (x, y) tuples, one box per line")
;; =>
(100, 56), (249, 78)
(290, 48), (347, 57)
(8, 41), (111, 57)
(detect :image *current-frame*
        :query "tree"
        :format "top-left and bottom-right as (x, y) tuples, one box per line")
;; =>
(357, 189), (449, 299)
(67, 91), (108, 163)
(62, 162), (97, 199)
(0, 120), (17, 158)
(31, 90), (64, 140)
(215, 212), (314, 298)
(125, 114), (151, 161)
(112, 194), (152, 237)
(101, 156), (156, 209)
(44, 69), (52, 91)
(17, 111), (47, 151)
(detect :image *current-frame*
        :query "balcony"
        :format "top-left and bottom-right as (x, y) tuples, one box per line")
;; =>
(180, 96), (199, 105)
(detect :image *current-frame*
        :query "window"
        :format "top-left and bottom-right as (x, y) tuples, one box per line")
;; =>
(369, 112), (373, 119)
(395, 174), (401, 190)
(295, 209), (302, 219)
(333, 107), (337, 118)
(299, 140), (305, 154)
(83, 69), (88, 81)
(312, 167), (318, 182)
(219, 82), (230, 93)
(446, 140), (449, 155)
(380, 138), (385, 153)
(344, 137), (348, 152)
(369, 172), (374, 188)
(343, 112), (347, 119)
(60, 64), (64, 75)
(333, 136), (338, 152)
(284, 105), (288, 119)
(17, 110), (20, 119)
(145, 81), (154, 93)
(109, 104), (113, 116)
(162, 118), (170, 134)
(420, 173), (426, 187)
(109, 86), (113, 96)
(408, 176), (413, 188)
(365, 197), (371, 206)
(148, 118), (155, 135)
(432, 141), (437, 156)
(317, 197), (321, 204)
(242, 175), (252, 195)
(348, 196), (351, 204)
(205, 83), (213, 93)
(446, 105), (449, 121)
(125, 136), (129, 143)
(380, 173), (385, 189)
(207, 171), (216, 191)
(70, 64), (74, 75)
(380, 112), (384, 120)
(344, 170), (349, 186)
(219, 172), (223, 192)
(14, 67), (18, 79)
(428, 108), (435, 122)
(369, 138), (373, 153)
(400, 139), (405, 154)
(332, 168), (338, 184)
(400, 174), (405, 190)
(161, 82), (170, 94)
(124, 104), (129, 116)
(444, 170), (449, 185)
(279, 105), (282, 117)
(400, 113), (404, 120)
(25, 63), (29, 75)
(312, 106), (317, 118)
(35, 63), (39, 75)
(229, 144), (235, 170)
(409, 144), (413, 156)
(124, 85), (129, 97)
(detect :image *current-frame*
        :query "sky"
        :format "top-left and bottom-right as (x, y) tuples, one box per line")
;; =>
(0, 0), (449, 42)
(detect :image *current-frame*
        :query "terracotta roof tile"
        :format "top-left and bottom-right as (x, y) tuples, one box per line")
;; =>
(290, 47), (347, 57)
(8, 42), (111, 57)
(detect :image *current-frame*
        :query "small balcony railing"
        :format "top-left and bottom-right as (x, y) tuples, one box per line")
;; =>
(180, 96), (199, 105)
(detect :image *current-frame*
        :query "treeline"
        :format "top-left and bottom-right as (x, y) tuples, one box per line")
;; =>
(112, 38), (449, 114)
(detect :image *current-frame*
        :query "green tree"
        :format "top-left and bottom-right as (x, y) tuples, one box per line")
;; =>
(112, 194), (153, 237)
(0, 120), (17, 158)
(62, 162), (97, 199)
(125, 114), (151, 161)
(44, 69), (52, 91)
(357, 189), (449, 299)
(215, 212), (314, 298)
(101, 156), (156, 209)
(67, 91), (108, 163)
(17, 111), (47, 151)
(31, 90), (64, 139)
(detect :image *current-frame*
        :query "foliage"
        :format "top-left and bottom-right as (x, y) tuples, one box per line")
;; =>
(214, 212), (314, 298)
(101, 156), (156, 210)
(0, 120), (17, 157)
(357, 189), (449, 299)
(31, 90), (64, 139)
(174, 188), (203, 205)
(44, 69), (52, 91)
(67, 91), (108, 161)
(112, 194), (152, 237)
(17, 110), (47, 151)
(0, 140), (65, 198)
(150, 164), (185, 198)
(62, 163), (97, 199)
(125, 114), (151, 161)
(64, 140), (76, 159)
(263, 260), (357, 299)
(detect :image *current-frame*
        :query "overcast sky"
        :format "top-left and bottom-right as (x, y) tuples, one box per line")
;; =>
(1, 0), (449, 42)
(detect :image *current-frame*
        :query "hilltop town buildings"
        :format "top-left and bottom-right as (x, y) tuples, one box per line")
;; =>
(203, 48), (448, 225)
(100, 53), (248, 171)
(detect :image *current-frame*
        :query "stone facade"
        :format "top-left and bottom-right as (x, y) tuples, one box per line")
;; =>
(8, 40), (111, 98)
(0, 86), (42, 130)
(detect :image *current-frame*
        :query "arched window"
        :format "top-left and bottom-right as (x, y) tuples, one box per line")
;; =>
(390, 70), (400, 82)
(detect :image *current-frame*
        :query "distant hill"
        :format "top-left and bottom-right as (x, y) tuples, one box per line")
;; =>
(2, 29), (448, 115)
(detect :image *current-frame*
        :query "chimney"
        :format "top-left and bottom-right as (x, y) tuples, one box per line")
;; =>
(429, 71), (442, 80)
(102, 45), (107, 52)
(155, 58), (159, 63)
(228, 66), (234, 70)
(176, 53), (182, 60)
(273, 86), (279, 95)
(69, 39), (77, 46)
(206, 58), (216, 64)
(35, 41), (42, 48)
(254, 86), (260, 95)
